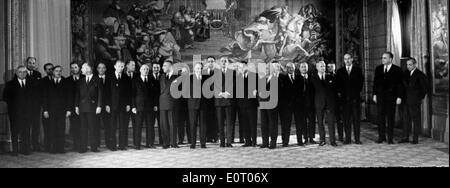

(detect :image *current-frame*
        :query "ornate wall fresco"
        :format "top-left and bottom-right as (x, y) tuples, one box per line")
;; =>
(220, 3), (335, 66)
(430, 0), (449, 95)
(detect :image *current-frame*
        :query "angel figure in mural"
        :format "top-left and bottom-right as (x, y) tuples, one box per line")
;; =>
(220, 6), (287, 62)
(221, 4), (329, 63)
(278, 14), (313, 60)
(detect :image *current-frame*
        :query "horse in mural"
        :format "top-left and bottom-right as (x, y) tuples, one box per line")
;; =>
(220, 4), (328, 64)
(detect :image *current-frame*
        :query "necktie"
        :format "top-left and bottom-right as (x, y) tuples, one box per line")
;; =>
(144, 77), (148, 83)
(303, 76), (307, 92)
(384, 66), (388, 74)
(20, 80), (24, 88)
(86, 77), (90, 84)
(347, 67), (351, 75)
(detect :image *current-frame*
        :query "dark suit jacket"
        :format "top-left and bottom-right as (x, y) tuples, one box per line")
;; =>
(310, 73), (337, 110)
(42, 77), (71, 115)
(236, 72), (259, 108)
(404, 69), (428, 105)
(108, 73), (131, 112)
(299, 74), (315, 110)
(75, 76), (103, 113)
(98, 76), (111, 109)
(67, 75), (82, 113)
(214, 69), (235, 107)
(201, 69), (215, 110)
(26, 70), (42, 81)
(151, 73), (161, 108)
(279, 73), (303, 109)
(3, 78), (36, 119)
(132, 76), (156, 112)
(159, 73), (179, 111)
(336, 66), (364, 103)
(373, 64), (404, 101)
(27, 71), (42, 113)
(187, 74), (204, 110)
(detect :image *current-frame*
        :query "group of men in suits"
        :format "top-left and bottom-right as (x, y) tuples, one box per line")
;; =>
(2, 51), (428, 156)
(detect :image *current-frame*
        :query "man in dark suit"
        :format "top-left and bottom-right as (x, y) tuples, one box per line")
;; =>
(151, 63), (162, 145)
(187, 63), (208, 149)
(260, 62), (281, 149)
(40, 63), (54, 152)
(3, 66), (37, 156)
(132, 64), (157, 149)
(298, 62), (317, 144)
(123, 60), (136, 148)
(373, 52), (404, 144)
(159, 60), (179, 149)
(68, 62), (82, 151)
(25, 57), (43, 152)
(336, 54), (364, 144)
(75, 63), (103, 153)
(399, 58), (428, 144)
(108, 60), (131, 150)
(327, 63), (344, 142)
(97, 63), (112, 150)
(236, 62), (258, 147)
(214, 57), (235, 147)
(279, 62), (304, 147)
(311, 61), (338, 147)
(42, 66), (71, 153)
(204, 57), (218, 143)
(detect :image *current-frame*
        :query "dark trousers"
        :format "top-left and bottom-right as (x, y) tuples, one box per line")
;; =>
(31, 113), (41, 151)
(135, 111), (156, 147)
(216, 106), (233, 144)
(239, 106), (258, 145)
(42, 117), (51, 151)
(404, 103), (421, 142)
(155, 110), (162, 145)
(111, 110), (127, 149)
(99, 112), (111, 149)
(336, 102), (344, 141)
(189, 110), (207, 146)
(177, 108), (191, 144)
(160, 110), (177, 147)
(79, 112), (99, 151)
(343, 101), (361, 142)
(124, 111), (136, 147)
(48, 113), (66, 152)
(280, 106), (303, 145)
(206, 108), (218, 141)
(261, 109), (278, 146)
(377, 98), (397, 141)
(316, 106), (336, 143)
(230, 106), (243, 143)
(303, 107), (316, 140)
(9, 117), (31, 154)
(69, 114), (81, 151)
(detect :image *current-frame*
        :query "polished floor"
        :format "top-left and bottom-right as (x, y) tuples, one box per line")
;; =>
(0, 123), (448, 168)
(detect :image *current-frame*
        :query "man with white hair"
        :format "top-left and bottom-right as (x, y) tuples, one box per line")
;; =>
(310, 61), (338, 147)
(3, 66), (37, 156)
(131, 64), (157, 149)
(75, 63), (103, 153)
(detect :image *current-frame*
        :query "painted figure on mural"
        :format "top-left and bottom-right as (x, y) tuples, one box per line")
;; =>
(431, 1), (449, 92)
(221, 4), (331, 64)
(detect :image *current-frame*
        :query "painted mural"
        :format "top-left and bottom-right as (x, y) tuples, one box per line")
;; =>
(430, 0), (449, 94)
(220, 3), (333, 64)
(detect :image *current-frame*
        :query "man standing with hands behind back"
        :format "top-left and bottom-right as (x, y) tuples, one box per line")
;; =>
(399, 58), (428, 144)
(373, 52), (404, 144)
